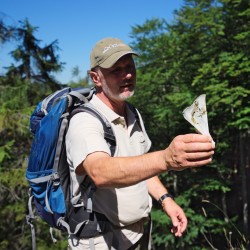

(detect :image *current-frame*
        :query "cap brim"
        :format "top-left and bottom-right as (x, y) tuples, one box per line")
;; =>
(99, 51), (139, 68)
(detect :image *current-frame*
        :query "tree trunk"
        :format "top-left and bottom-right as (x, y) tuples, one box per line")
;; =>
(239, 131), (249, 236)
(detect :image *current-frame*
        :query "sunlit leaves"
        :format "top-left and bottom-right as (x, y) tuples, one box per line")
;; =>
(131, 0), (249, 248)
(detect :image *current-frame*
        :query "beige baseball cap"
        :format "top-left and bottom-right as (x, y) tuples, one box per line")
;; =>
(90, 37), (139, 69)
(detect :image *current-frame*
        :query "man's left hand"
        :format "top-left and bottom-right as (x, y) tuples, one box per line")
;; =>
(161, 198), (188, 237)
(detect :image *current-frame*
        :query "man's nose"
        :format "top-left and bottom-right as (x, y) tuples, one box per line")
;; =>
(122, 68), (133, 79)
(124, 72), (132, 79)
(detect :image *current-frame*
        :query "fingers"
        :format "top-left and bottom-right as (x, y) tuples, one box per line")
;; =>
(175, 134), (215, 152)
(180, 134), (214, 144)
(166, 134), (215, 171)
(170, 211), (188, 237)
(185, 142), (215, 153)
(186, 150), (214, 161)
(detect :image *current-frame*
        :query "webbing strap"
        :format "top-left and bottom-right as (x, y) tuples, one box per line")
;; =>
(53, 116), (69, 173)
(45, 179), (54, 214)
(30, 222), (36, 250)
(69, 91), (89, 103)
(86, 185), (96, 213)
(71, 193), (82, 207)
(27, 172), (59, 184)
(78, 175), (96, 213)
(27, 193), (36, 221)
(58, 217), (89, 235)
(26, 193), (36, 250)
(89, 238), (95, 250)
(49, 227), (57, 243)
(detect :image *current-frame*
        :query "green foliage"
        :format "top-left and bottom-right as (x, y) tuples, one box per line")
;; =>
(0, 140), (14, 163)
(3, 18), (64, 91)
(130, 0), (250, 248)
(0, 17), (67, 249)
(0, 14), (15, 44)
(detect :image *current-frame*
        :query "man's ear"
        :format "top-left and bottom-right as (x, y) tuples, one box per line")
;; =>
(89, 70), (101, 87)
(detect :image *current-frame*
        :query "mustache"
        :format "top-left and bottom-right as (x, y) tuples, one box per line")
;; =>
(120, 80), (134, 87)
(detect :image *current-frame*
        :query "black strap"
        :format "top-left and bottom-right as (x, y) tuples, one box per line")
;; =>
(158, 193), (174, 205)
(127, 102), (142, 131)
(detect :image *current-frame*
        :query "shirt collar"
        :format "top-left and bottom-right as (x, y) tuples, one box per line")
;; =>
(90, 94), (136, 130)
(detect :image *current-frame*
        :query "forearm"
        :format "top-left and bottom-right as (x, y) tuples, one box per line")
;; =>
(79, 133), (215, 188)
(82, 150), (167, 188)
(146, 176), (168, 201)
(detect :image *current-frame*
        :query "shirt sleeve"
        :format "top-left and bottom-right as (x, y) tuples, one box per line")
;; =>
(66, 112), (111, 170)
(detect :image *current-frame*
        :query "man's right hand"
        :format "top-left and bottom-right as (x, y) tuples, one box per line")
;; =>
(164, 134), (215, 171)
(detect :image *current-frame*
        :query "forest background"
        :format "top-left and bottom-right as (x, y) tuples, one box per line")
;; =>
(0, 0), (249, 249)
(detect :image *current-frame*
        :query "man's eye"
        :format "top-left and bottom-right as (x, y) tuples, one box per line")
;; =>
(111, 68), (120, 74)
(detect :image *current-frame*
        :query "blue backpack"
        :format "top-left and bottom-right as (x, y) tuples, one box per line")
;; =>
(26, 87), (117, 249)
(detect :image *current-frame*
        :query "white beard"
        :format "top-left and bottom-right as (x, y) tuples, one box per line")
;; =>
(102, 81), (135, 101)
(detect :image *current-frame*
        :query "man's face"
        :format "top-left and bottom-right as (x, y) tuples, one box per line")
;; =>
(97, 54), (136, 102)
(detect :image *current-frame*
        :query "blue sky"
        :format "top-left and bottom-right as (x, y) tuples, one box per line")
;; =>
(0, 0), (183, 84)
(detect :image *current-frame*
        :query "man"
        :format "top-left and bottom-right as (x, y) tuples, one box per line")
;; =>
(66, 37), (215, 249)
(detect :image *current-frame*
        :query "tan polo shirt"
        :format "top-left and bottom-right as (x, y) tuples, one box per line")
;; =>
(66, 94), (152, 246)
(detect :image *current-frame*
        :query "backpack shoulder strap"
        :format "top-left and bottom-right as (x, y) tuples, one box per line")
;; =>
(70, 103), (116, 156)
(126, 102), (142, 131)
(68, 87), (95, 105)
